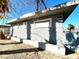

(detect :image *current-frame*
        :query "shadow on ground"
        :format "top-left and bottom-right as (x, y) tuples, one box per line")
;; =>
(0, 42), (21, 45)
(0, 48), (44, 55)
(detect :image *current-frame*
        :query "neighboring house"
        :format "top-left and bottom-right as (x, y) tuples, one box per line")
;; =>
(0, 25), (10, 36)
(7, 2), (79, 55)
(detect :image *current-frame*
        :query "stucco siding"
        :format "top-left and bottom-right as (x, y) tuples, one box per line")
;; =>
(13, 24), (27, 39)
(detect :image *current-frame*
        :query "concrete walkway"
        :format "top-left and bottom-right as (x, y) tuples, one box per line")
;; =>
(0, 40), (79, 59)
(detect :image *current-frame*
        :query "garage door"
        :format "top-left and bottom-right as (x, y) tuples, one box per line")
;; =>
(31, 21), (50, 42)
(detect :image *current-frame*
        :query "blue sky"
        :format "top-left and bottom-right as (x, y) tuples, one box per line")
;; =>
(64, 5), (79, 29)
(0, 0), (79, 29)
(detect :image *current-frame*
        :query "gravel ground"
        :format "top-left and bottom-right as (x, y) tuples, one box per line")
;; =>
(0, 40), (79, 59)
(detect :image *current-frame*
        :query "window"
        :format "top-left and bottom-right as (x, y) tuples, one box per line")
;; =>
(56, 15), (63, 22)
(57, 15), (63, 20)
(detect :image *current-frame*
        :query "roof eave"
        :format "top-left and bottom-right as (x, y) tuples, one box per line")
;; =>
(7, 3), (78, 25)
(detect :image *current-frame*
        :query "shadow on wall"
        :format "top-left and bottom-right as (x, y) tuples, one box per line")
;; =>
(49, 18), (57, 45)
(27, 21), (31, 40)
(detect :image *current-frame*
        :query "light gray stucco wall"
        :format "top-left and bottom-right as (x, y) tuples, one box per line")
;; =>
(55, 15), (65, 46)
(12, 22), (27, 39)
(11, 14), (65, 46)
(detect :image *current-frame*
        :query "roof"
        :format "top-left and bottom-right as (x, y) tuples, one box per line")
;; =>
(7, 1), (79, 25)
(0, 25), (10, 28)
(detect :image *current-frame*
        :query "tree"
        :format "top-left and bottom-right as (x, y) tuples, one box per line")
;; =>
(0, 0), (9, 18)
(67, 24), (75, 30)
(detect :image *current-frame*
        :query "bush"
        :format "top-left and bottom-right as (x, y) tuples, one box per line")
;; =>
(67, 24), (75, 30)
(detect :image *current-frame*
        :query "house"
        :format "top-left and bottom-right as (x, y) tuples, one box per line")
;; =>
(7, 1), (79, 55)
(0, 25), (10, 36)
(0, 25), (10, 39)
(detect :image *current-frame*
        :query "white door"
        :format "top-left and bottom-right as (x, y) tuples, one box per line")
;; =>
(31, 21), (50, 42)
